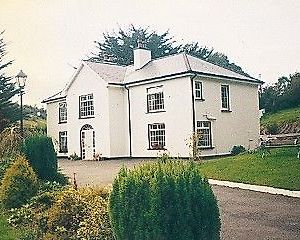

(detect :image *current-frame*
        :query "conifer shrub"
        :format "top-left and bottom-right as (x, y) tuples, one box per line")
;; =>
(109, 158), (221, 240)
(0, 155), (38, 209)
(47, 187), (114, 240)
(22, 135), (58, 181)
(0, 157), (13, 181)
(231, 145), (246, 155)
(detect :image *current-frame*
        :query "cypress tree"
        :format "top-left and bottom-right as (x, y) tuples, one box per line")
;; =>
(0, 30), (19, 132)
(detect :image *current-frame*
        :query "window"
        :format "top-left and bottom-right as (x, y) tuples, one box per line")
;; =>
(221, 85), (230, 110)
(59, 131), (68, 153)
(196, 121), (212, 148)
(79, 94), (94, 118)
(194, 81), (203, 100)
(59, 101), (67, 123)
(147, 86), (164, 112)
(148, 123), (166, 149)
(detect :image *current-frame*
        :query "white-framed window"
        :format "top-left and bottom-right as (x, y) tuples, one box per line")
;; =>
(148, 123), (166, 150)
(196, 121), (212, 148)
(147, 86), (164, 112)
(194, 81), (203, 100)
(59, 101), (67, 123)
(221, 85), (230, 110)
(79, 94), (94, 118)
(59, 131), (68, 153)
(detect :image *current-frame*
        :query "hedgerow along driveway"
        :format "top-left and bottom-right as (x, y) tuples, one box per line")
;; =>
(58, 159), (300, 240)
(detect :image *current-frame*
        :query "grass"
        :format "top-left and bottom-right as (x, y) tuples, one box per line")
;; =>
(24, 117), (46, 131)
(0, 207), (19, 240)
(261, 107), (300, 128)
(199, 147), (300, 191)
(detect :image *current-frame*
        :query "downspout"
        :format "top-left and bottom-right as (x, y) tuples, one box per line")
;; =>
(190, 73), (197, 158)
(191, 73), (197, 133)
(125, 85), (132, 158)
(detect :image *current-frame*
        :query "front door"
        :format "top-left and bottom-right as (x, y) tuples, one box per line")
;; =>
(80, 124), (95, 160)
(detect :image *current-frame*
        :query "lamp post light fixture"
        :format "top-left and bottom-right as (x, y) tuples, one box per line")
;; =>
(16, 70), (27, 138)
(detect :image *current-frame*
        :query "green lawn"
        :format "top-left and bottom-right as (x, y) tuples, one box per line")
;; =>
(199, 147), (300, 191)
(0, 209), (19, 240)
(261, 107), (300, 128)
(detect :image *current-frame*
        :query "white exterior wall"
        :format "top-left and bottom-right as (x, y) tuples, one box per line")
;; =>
(46, 66), (260, 159)
(108, 86), (129, 157)
(194, 76), (260, 156)
(129, 76), (194, 158)
(66, 64), (111, 158)
(46, 100), (68, 157)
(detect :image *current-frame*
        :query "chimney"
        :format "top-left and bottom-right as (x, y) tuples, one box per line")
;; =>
(133, 40), (151, 70)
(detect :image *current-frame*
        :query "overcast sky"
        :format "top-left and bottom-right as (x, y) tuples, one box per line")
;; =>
(1, 0), (299, 106)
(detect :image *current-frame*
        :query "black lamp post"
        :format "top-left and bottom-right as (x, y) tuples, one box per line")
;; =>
(16, 70), (27, 138)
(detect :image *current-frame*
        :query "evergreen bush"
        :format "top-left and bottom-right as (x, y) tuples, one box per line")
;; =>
(266, 123), (279, 135)
(47, 187), (114, 240)
(109, 158), (221, 240)
(22, 135), (58, 181)
(0, 155), (38, 209)
(231, 145), (246, 155)
(0, 157), (13, 181)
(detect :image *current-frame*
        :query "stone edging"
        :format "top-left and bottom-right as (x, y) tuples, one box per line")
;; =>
(208, 179), (300, 198)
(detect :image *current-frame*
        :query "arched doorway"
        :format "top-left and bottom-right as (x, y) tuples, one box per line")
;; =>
(80, 124), (95, 160)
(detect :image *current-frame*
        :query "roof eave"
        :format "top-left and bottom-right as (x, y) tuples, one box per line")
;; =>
(41, 95), (66, 104)
(192, 71), (264, 84)
(120, 70), (263, 87)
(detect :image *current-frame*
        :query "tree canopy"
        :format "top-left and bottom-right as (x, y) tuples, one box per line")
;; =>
(260, 72), (300, 112)
(0, 31), (19, 132)
(88, 25), (249, 77)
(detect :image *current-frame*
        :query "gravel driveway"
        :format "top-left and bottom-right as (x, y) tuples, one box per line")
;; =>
(59, 159), (300, 240)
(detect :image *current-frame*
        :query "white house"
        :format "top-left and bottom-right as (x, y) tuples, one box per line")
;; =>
(42, 45), (263, 159)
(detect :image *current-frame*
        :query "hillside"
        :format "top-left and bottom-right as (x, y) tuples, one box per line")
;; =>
(24, 118), (46, 131)
(260, 107), (300, 134)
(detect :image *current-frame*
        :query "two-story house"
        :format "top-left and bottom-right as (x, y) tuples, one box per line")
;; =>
(42, 44), (262, 159)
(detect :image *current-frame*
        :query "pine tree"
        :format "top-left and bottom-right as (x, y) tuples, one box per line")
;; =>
(0, 31), (19, 132)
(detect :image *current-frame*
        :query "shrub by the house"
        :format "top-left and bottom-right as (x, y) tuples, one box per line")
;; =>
(7, 186), (113, 239)
(109, 158), (221, 240)
(231, 145), (246, 155)
(47, 187), (114, 240)
(0, 157), (13, 182)
(22, 135), (58, 181)
(0, 155), (38, 209)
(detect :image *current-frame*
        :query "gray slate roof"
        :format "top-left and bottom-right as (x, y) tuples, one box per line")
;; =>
(85, 61), (126, 83)
(124, 52), (258, 83)
(43, 52), (260, 103)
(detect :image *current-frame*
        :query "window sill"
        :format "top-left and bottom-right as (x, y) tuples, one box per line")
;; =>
(58, 121), (67, 124)
(195, 98), (205, 101)
(221, 109), (232, 113)
(147, 148), (167, 151)
(79, 116), (95, 119)
(59, 151), (68, 153)
(199, 146), (215, 150)
(146, 110), (166, 114)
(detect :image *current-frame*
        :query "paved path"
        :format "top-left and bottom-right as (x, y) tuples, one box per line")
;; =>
(58, 159), (300, 240)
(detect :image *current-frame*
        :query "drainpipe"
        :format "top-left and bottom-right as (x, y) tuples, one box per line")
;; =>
(125, 85), (132, 158)
(191, 73), (197, 158)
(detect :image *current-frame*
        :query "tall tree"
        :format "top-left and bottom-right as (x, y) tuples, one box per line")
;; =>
(259, 72), (300, 113)
(179, 42), (213, 60)
(89, 25), (179, 65)
(0, 31), (19, 132)
(286, 72), (300, 107)
(88, 25), (249, 76)
(206, 52), (250, 77)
